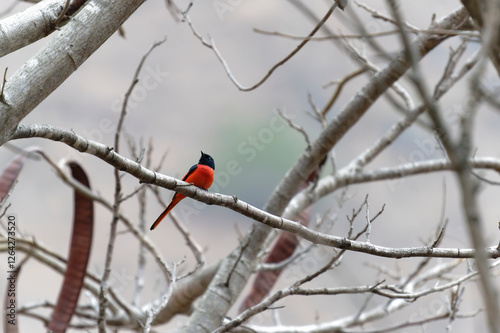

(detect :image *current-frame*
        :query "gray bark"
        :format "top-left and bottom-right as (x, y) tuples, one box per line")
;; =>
(0, 0), (147, 144)
(0, 0), (62, 57)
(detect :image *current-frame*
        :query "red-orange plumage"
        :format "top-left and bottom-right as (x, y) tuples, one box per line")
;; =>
(150, 152), (215, 231)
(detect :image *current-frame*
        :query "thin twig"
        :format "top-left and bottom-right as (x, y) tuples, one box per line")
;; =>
(277, 108), (311, 148)
(185, 1), (342, 91)
(321, 68), (367, 116)
(128, 137), (153, 307)
(99, 37), (166, 331)
(54, 0), (71, 27)
(254, 27), (480, 41)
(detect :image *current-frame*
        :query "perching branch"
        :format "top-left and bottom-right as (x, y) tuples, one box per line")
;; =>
(11, 124), (500, 260)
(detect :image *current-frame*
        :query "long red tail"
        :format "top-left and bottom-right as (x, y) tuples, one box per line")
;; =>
(150, 194), (185, 230)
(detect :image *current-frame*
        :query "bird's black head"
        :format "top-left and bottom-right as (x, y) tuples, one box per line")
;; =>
(199, 151), (215, 170)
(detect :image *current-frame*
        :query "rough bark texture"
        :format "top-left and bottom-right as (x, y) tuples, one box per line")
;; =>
(0, 0), (62, 57)
(0, 0), (147, 144)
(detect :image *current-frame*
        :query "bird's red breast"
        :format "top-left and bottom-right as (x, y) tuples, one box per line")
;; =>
(185, 164), (214, 189)
(150, 152), (215, 231)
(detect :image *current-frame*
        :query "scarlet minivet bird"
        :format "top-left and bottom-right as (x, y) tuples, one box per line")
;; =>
(150, 151), (215, 231)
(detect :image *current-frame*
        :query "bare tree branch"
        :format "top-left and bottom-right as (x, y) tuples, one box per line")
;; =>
(0, 0), (147, 143)
(0, 0), (65, 57)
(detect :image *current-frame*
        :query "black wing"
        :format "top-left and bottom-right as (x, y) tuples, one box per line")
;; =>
(182, 164), (198, 181)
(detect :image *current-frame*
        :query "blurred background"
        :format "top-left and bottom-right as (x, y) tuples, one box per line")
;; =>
(1, 0), (499, 331)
